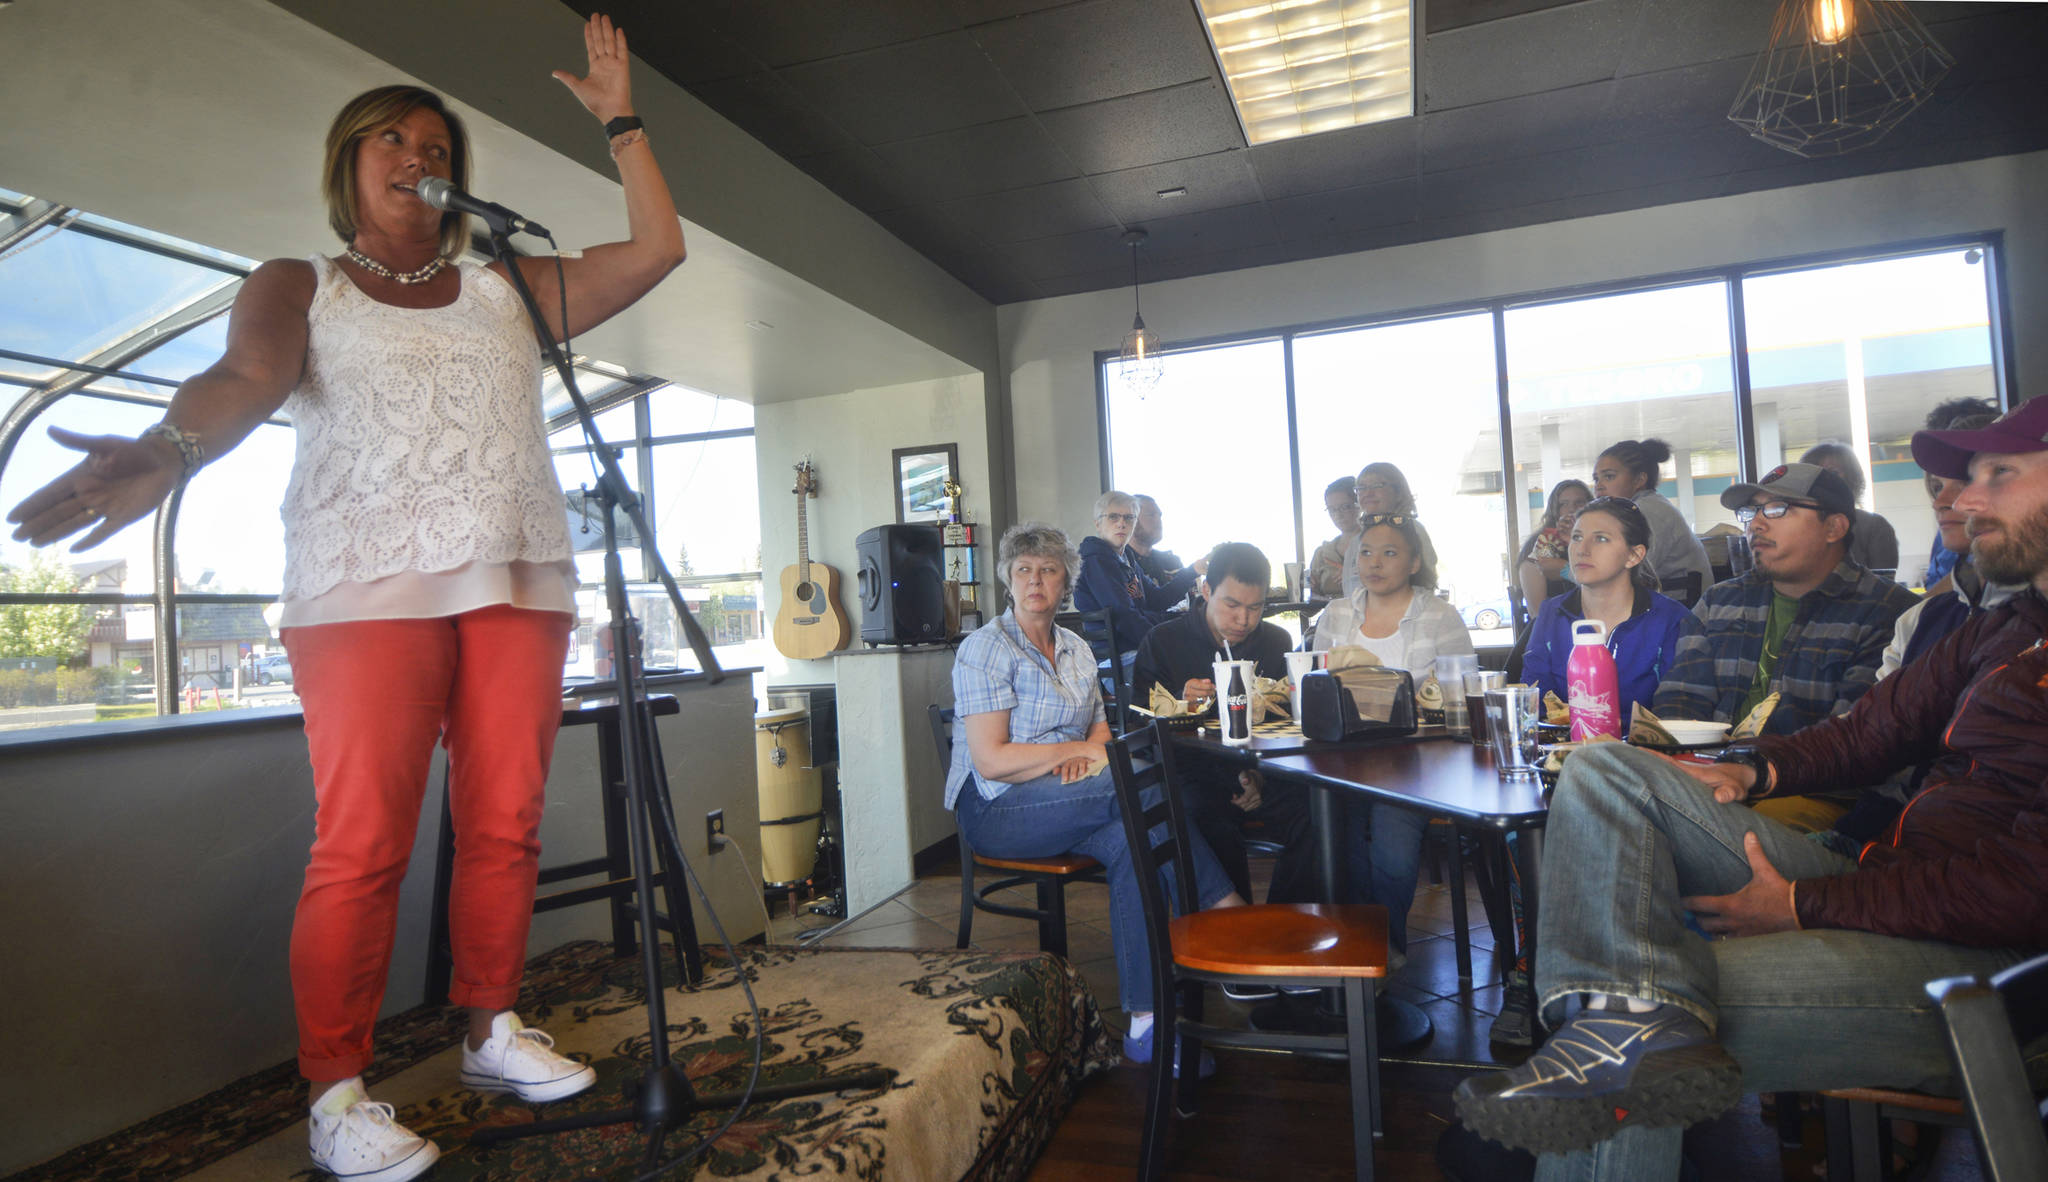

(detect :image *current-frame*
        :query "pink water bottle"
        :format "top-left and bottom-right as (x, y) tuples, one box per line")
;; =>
(1567, 619), (1621, 741)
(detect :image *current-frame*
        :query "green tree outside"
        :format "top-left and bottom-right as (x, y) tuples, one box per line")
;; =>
(0, 552), (92, 661)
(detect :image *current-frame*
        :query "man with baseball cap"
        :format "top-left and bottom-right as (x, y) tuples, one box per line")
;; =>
(1450, 398), (2048, 1180)
(1652, 462), (1917, 831)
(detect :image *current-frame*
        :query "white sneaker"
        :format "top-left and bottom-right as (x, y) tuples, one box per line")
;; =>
(308, 1086), (440, 1182)
(459, 1012), (596, 1103)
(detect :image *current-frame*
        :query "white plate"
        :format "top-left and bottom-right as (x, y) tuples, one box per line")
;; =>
(1657, 720), (1731, 744)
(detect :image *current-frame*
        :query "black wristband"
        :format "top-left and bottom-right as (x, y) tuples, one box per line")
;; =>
(1714, 744), (1774, 797)
(604, 115), (644, 139)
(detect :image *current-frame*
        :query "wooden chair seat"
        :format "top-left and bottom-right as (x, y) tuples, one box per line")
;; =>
(974, 851), (1101, 876)
(1170, 904), (1390, 979)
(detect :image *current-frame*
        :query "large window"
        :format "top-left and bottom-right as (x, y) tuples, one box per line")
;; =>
(0, 188), (759, 732)
(1099, 237), (2009, 642)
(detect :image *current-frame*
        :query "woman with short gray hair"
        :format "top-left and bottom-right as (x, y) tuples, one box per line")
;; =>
(1074, 490), (1205, 657)
(948, 520), (1241, 1068)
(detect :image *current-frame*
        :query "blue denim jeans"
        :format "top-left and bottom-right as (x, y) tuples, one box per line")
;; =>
(1343, 801), (1428, 953)
(956, 768), (1235, 1014)
(1530, 742), (2029, 1182)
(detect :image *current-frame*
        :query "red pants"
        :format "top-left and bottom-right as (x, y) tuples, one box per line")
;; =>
(283, 606), (570, 1080)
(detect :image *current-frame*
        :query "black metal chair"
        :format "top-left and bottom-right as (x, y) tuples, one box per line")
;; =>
(1106, 720), (1388, 1181)
(1660, 569), (1705, 608)
(927, 705), (1103, 959)
(1927, 951), (2048, 1181)
(1055, 606), (1128, 728)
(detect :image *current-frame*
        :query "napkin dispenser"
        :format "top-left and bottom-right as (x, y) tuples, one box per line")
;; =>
(1299, 666), (1418, 742)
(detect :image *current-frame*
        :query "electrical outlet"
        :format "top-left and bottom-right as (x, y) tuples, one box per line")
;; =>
(705, 808), (725, 855)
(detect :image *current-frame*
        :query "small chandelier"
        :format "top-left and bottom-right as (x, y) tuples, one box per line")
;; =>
(1728, 0), (1953, 158)
(1117, 228), (1165, 395)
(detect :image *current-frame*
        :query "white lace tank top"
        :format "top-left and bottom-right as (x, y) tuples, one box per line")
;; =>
(278, 257), (575, 621)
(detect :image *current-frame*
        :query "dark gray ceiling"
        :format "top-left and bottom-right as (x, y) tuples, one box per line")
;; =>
(570, 0), (2048, 304)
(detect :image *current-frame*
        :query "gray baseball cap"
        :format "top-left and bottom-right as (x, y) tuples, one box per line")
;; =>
(1719, 462), (1855, 517)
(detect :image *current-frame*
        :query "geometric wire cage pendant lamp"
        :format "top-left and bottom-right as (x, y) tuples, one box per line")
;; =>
(1117, 228), (1166, 396)
(1728, 0), (1954, 158)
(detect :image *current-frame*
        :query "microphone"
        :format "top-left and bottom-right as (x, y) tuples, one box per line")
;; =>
(414, 176), (551, 240)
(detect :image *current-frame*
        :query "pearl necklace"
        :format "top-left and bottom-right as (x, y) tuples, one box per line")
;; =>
(343, 245), (448, 286)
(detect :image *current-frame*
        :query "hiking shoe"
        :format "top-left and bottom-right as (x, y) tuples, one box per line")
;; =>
(1220, 982), (1279, 1002)
(1125, 1022), (1217, 1079)
(459, 1012), (597, 1104)
(1489, 971), (1538, 1047)
(309, 1091), (439, 1182)
(1453, 1003), (1741, 1155)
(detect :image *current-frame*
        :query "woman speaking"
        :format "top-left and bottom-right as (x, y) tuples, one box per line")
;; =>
(7, 15), (682, 1181)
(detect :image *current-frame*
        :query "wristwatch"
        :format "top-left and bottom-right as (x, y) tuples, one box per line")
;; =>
(1713, 744), (1775, 798)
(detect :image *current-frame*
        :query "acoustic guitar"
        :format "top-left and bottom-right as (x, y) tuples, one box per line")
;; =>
(772, 460), (852, 659)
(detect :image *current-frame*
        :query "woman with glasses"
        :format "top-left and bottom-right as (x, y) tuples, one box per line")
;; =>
(1309, 512), (1473, 955)
(1307, 474), (1362, 599)
(1342, 462), (1439, 597)
(1591, 438), (1714, 604)
(1515, 478), (1593, 614)
(1075, 489), (1206, 657)
(950, 522), (1242, 1068)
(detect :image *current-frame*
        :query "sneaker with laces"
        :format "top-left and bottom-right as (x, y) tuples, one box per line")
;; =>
(1220, 982), (1278, 1002)
(1453, 1002), (1741, 1155)
(309, 1088), (440, 1182)
(1488, 970), (1538, 1047)
(459, 1012), (597, 1104)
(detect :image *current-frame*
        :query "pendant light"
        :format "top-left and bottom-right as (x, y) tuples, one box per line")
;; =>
(1117, 228), (1165, 395)
(1728, 0), (1953, 158)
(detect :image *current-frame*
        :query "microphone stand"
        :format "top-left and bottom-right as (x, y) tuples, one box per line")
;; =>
(466, 223), (889, 1172)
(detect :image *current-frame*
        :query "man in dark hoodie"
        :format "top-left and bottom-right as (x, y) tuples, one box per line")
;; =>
(1452, 397), (2048, 1181)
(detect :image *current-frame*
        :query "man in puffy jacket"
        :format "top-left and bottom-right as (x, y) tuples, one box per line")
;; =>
(1452, 397), (2048, 1180)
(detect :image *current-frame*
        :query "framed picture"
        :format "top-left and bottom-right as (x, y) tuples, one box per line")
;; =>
(893, 443), (958, 523)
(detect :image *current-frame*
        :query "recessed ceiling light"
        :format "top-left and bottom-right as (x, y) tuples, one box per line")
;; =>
(1195, 0), (1415, 146)
(745, 320), (773, 332)
(1156, 186), (1190, 199)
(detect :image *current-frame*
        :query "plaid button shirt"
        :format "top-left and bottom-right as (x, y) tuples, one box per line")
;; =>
(945, 609), (1105, 808)
(1652, 560), (1918, 735)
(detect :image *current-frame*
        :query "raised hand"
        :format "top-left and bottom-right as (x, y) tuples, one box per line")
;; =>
(552, 12), (634, 123)
(6, 426), (182, 551)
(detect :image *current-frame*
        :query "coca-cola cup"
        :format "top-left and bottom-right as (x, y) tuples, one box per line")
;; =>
(1212, 659), (1258, 747)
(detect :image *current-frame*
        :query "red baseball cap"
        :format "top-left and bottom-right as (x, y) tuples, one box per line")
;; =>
(1911, 397), (2048, 479)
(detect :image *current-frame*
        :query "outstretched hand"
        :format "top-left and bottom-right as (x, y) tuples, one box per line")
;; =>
(1683, 832), (1799, 938)
(552, 12), (634, 124)
(6, 426), (181, 551)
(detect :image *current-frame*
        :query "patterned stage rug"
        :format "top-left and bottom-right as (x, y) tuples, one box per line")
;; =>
(8, 940), (1117, 1182)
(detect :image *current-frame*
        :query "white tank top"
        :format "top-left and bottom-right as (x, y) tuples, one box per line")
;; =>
(277, 257), (575, 624)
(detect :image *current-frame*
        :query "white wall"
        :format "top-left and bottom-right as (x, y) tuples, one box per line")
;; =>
(999, 151), (2047, 532)
(754, 373), (996, 687)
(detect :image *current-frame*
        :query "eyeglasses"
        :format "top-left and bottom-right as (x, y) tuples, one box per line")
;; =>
(1100, 512), (1136, 525)
(1360, 512), (1412, 528)
(1356, 481), (1395, 495)
(1734, 500), (1816, 525)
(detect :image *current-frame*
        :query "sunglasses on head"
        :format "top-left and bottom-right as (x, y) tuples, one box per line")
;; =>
(1360, 513), (1412, 528)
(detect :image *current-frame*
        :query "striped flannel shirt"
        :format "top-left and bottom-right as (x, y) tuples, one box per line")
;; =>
(1651, 561), (1918, 735)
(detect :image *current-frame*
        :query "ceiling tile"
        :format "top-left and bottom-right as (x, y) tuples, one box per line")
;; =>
(1037, 80), (1245, 174)
(1926, 9), (2048, 86)
(1034, 265), (1137, 299)
(564, 0), (757, 84)
(1603, 58), (1756, 141)
(941, 178), (1118, 243)
(688, 70), (864, 159)
(1423, 0), (1632, 110)
(789, 148), (922, 212)
(1088, 150), (1264, 223)
(999, 225), (1130, 280)
(1510, 175), (1731, 227)
(1417, 152), (1581, 217)
(1567, 129), (1742, 196)
(956, 0), (1080, 25)
(971, 0), (1217, 111)
(950, 250), (1044, 302)
(1267, 176), (1420, 243)
(1418, 82), (1616, 173)
(1246, 118), (1420, 198)
(1427, 0), (1596, 35)
(1133, 201), (1279, 261)
(694, 0), (964, 67)
(779, 32), (1026, 143)
(870, 116), (1080, 202)
(1612, 0), (1776, 78)
(869, 204), (997, 262)
(1140, 241), (1292, 284)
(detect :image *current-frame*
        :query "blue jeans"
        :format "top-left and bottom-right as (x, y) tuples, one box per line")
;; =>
(1343, 801), (1428, 953)
(1530, 743), (2029, 1182)
(956, 768), (1235, 1014)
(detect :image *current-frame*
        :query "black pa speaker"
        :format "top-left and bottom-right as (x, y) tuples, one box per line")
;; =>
(854, 523), (947, 645)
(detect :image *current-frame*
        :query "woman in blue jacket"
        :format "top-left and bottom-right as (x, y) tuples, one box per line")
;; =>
(1520, 496), (1701, 712)
(1073, 490), (1204, 656)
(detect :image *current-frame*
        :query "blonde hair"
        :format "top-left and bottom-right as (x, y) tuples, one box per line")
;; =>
(321, 85), (471, 258)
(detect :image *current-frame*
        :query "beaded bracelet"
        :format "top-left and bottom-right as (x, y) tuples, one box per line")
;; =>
(608, 128), (648, 159)
(142, 422), (205, 480)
